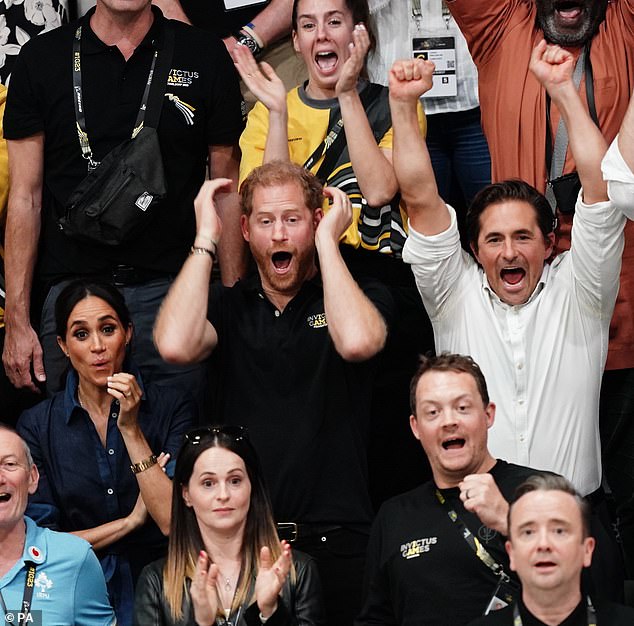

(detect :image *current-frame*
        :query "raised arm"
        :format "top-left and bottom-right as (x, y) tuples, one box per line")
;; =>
(315, 187), (388, 361)
(2, 134), (46, 392)
(529, 40), (608, 204)
(154, 179), (229, 364)
(224, 0), (294, 57)
(334, 23), (397, 208)
(617, 91), (634, 175)
(389, 59), (450, 235)
(233, 44), (290, 164)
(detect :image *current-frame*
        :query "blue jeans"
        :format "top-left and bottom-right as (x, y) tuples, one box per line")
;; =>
(426, 106), (491, 209)
(39, 277), (205, 407)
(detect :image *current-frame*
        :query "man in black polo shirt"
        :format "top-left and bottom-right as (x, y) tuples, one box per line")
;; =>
(2, 0), (244, 397)
(154, 161), (394, 626)
(469, 475), (634, 626)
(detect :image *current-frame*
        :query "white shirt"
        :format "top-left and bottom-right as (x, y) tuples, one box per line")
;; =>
(602, 136), (634, 220)
(367, 0), (480, 114)
(402, 199), (625, 495)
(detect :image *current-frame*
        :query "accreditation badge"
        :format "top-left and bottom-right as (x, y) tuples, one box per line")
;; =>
(484, 576), (520, 615)
(223, 0), (266, 10)
(413, 34), (457, 98)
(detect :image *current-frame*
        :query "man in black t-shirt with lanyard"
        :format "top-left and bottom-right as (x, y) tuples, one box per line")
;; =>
(2, 0), (245, 400)
(356, 353), (542, 626)
(469, 474), (634, 626)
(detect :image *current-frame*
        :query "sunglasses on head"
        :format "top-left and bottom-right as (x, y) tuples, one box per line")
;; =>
(184, 425), (249, 445)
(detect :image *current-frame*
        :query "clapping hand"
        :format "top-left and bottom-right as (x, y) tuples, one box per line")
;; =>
(255, 541), (292, 619)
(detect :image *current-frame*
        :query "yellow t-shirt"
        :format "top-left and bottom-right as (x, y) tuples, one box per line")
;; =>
(239, 82), (426, 255)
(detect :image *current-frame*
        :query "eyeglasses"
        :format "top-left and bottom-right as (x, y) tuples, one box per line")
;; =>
(184, 425), (249, 446)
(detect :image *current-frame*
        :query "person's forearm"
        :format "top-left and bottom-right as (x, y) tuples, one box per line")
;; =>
(210, 144), (249, 286)
(154, 252), (217, 363)
(338, 90), (398, 207)
(71, 517), (139, 552)
(617, 93), (634, 175)
(391, 98), (450, 234)
(246, 0), (293, 46)
(118, 426), (173, 535)
(4, 155), (42, 329)
(551, 84), (608, 204)
(316, 236), (386, 361)
(263, 110), (290, 163)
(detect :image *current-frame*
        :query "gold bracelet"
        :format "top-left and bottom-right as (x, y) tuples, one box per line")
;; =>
(130, 454), (157, 474)
(190, 245), (216, 262)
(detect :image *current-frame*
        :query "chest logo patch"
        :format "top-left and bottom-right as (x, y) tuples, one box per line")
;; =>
(165, 93), (195, 125)
(478, 525), (498, 544)
(307, 312), (328, 329)
(35, 571), (53, 597)
(167, 68), (199, 87)
(401, 536), (437, 559)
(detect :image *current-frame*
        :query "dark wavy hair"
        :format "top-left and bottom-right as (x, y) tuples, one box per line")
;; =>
(54, 279), (131, 339)
(466, 180), (556, 252)
(163, 426), (283, 620)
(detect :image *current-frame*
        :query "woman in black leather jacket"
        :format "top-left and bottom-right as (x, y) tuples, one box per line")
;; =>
(133, 425), (325, 626)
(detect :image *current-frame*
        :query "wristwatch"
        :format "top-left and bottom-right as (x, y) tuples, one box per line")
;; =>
(233, 30), (263, 57)
(130, 454), (158, 474)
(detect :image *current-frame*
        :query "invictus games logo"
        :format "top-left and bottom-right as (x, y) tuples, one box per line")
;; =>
(401, 536), (437, 559)
(167, 68), (199, 87)
(307, 313), (328, 329)
(478, 525), (498, 544)
(165, 93), (195, 125)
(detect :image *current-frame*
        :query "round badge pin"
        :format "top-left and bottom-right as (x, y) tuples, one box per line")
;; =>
(28, 546), (44, 564)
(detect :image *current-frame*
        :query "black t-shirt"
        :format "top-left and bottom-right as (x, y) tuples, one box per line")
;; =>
(356, 460), (541, 626)
(4, 7), (245, 280)
(468, 597), (634, 625)
(206, 272), (395, 526)
(179, 0), (269, 39)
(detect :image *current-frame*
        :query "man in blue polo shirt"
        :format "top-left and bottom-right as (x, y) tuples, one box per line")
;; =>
(0, 424), (114, 626)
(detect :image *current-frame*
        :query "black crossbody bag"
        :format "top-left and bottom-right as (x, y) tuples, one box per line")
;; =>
(59, 23), (174, 246)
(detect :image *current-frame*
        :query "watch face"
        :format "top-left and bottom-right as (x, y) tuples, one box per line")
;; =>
(238, 36), (259, 55)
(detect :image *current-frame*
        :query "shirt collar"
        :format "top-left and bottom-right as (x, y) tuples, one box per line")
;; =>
(22, 517), (47, 566)
(518, 595), (586, 625)
(480, 264), (550, 309)
(81, 5), (166, 55)
(243, 271), (323, 302)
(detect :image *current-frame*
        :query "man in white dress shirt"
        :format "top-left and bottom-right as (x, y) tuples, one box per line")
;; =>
(390, 41), (629, 500)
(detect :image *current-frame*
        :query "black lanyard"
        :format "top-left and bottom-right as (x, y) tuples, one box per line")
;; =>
(0, 562), (37, 626)
(72, 24), (158, 170)
(512, 596), (597, 626)
(435, 489), (511, 583)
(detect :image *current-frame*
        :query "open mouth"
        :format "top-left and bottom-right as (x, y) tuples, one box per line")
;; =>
(535, 560), (557, 569)
(501, 267), (525, 286)
(315, 51), (338, 72)
(0, 493), (11, 502)
(442, 438), (465, 450)
(272, 251), (292, 271)
(553, 1), (584, 23)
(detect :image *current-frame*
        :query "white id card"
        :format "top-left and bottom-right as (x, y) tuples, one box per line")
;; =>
(413, 36), (457, 98)
(224, 0), (266, 10)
